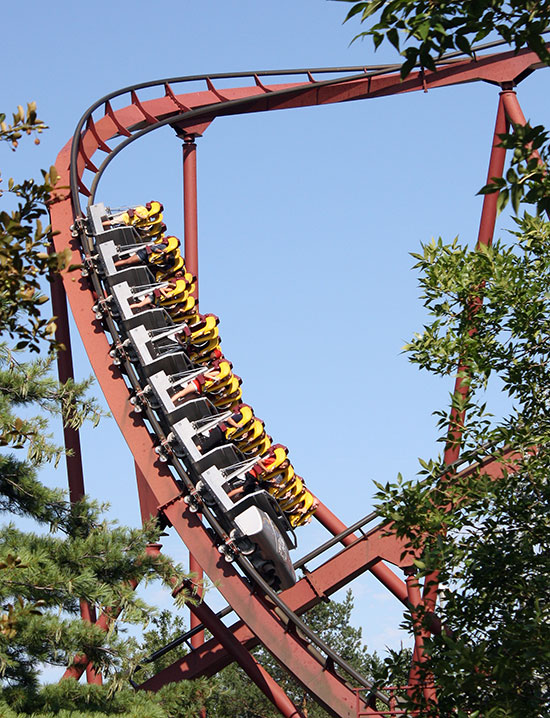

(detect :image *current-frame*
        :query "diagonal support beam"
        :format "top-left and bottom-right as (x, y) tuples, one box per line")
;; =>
(176, 586), (305, 718)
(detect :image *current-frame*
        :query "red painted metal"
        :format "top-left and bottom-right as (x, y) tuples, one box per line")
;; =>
(189, 552), (204, 651)
(412, 90), (511, 699)
(145, 448), (516, 685)
(477, 92), (512, 249)
(442, 91), (509, 468)
(50, 197), (372, 717)
(182, 136), (199, 299)
(66, 49), (545, 205)
(49, 46), (549, 717)
(163, 498), (371, 718)
(139, 517), (409, 686)
(135, 461), (161, 524)
(502, 89), (530, 126)
(429, 91), (509, 566)
(405, 571), (436, 704)
(501, 92), (547, 179)
(49, 272), (102, 685)
(177, 585), (305, 718)
(181, 134), (203, 661)
(49, 273), (86, 505)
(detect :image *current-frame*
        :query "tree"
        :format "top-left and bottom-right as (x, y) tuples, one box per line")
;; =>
(338, 1), (550, 78)
(0, 104), (72, 353)
(336, 3), (550, 717)
(373, 218), (550, 716)
(126, 611), (214, 718)
(0, 111), (193, 717)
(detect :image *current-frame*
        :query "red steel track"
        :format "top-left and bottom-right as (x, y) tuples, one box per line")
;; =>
(49, 44), (547, 717)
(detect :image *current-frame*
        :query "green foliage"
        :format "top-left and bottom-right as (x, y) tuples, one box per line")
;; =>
(479, 122), (550, 217)
(330, 8), (550, 715)
(126, 611), (213, 718)
(0, 680), (183, 718)
(0, 346), (103, 465)
(373, 213), (550, 717)
(0, 108), (193, 717)
(133, 611), (190, 681)
(0, 104), (75, 352)
(337, 1), (550, 78)
(0, 349), (190, 714)
(0, 103), (47, 149)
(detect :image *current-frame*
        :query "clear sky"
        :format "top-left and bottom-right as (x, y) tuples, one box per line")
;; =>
(2, 0), (549, 664)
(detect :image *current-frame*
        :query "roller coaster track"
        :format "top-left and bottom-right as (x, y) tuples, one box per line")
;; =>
(49, 42), (548, 718)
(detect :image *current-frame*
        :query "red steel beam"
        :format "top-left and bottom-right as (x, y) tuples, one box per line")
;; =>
(183, 136), (199, 297)
(180, 587), (305, 718)
(502, 88), (531, 126)
(443, 91), (509, 463)
(49, 272), (102, 686)
(140, 521), (409, 688)
(70, 48), (546, 205)
(131, 48), (542, 136)
(314, 501), (408, 603)
(144, 445), (522, 686)
(181, 132), (204, 665)
(49, 273), (87, 504)
(405, 93), (513, 703)
(420, 91), (510, 625)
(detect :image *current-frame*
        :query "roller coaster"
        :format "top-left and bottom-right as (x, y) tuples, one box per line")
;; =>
(49, 42), (548, 718)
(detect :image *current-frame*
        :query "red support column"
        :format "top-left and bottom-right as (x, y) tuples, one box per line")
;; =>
(442, 90), (510, 469)
(49, 273), (86, 504)
(405, 570), (436, 705)
(182, 134), (205, 673)
(50, 272), (102, 686)
(475, 91), (512, 250)
(501, 90), (529, 130)
(501, 91), (546, 172)
(419, 90), (511, 676)
(183, 136), (199, 299)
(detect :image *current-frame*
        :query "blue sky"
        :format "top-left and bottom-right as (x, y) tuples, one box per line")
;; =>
(2, 0), (549, 663)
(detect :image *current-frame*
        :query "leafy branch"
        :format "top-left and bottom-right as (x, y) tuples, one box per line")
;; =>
(337, 1), (550, 78)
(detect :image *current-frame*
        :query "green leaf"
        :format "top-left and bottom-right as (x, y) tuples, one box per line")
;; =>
(496, 188), (509, 215)
(387, 27), (400, 50)
(511, 183), (522, 214)
(400, 56), (417, 79)
(455, 34), (472, 55)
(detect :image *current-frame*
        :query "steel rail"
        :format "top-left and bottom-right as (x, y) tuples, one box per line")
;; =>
(69, 65), (400, 210)
(77, 226), (383, 706)
(292, 437), (513, 572)
(51, 192), (391, 716)
(239, 556), (390, 705)
(140, 509), (379, 666)
(294, 512), (379, 571)
(70, 192), (528, 711)
(68, 36), (543, 211)
(140, 605), (234, 665)
(82, 66), (408, 205)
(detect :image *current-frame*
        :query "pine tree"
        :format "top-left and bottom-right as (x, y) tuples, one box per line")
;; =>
(0, 109), (194, 717)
